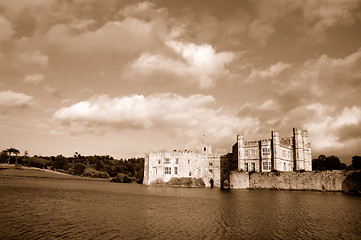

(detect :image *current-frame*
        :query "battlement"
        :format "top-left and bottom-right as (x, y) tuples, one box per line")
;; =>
(148, 149), (225, 158)
(280, 137), (292, 147)
(237, 134), (244, 141)
(149, 150), (197, 157)
(261, 139), (271, 145)
(272, 131), (279, 137)
(244, 141), (259, 147)
(302, 130), (308, 137)
(293, 127), (304, 135)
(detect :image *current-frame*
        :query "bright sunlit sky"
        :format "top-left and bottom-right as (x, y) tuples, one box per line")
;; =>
(1, 0), (361, 163)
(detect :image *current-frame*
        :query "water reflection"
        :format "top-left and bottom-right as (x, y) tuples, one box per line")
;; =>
(0, 177), (360, 239)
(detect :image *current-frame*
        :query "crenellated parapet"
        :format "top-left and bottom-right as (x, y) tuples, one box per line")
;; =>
(244, 141), (259, 147)
(280, 137), (292, 147)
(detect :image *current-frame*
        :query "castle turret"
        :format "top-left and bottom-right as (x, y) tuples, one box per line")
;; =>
(143, 155), (150, 185)
(202, 134), (212, 155)
(237, 134), (245, 171)
(271, 131), (280, 171)
(302, 130), (312, 171)
(293, 127), (305, 170)
(307, 143), (312, 171)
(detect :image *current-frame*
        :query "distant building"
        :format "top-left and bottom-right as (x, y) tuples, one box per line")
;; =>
(143, 128), (312, 188)
(143, 136), (222, 188)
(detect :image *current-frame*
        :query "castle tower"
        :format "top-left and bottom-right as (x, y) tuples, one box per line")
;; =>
(143, 155), (150, 185)
(202, 134), (212, 155)
(302, 130), (311, 171)
(237, 134), (245, 171)
(271, 131), (280, 171)
(293, 127), (305, 170)
(307, 143), (312, 171)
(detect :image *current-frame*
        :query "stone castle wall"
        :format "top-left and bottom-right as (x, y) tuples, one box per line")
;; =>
(229, 170), (360, 192)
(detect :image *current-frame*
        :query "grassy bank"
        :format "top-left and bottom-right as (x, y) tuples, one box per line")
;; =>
(0, 164), (106, 181)
(0, 154), (144, 183)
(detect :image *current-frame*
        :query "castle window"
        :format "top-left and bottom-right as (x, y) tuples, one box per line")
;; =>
(189, 171), (191, 176)
(164, 167), (171, 174)
(165, 158), (170, 164)
(251, 162), (256, 171)
(262, 161), (271, 171)
(209, 162), (213, 167)
(188, 159), (190, 164)
(204, 147), (206, 151)
(245, 163), (249, 172)
(174, 167), (178, 175)
(209, 169), (213, 174)
(175, 158), (179, 164)
(262, 148), (271, 156)
(158, 160), (161, 165)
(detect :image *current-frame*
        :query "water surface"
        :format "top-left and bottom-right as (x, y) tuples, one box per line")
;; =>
(0, 176), (360, 239)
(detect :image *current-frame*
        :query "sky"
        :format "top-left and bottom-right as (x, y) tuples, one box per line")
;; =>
(0, 0), (361, 164)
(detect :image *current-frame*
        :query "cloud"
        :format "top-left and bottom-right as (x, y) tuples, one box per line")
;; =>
(181, 9), (250, 47)
(131, 41), (236, 88)
(287, 48), (361, 98)
(53, 93), (259, 147)
(18, 50), (49, 67)
(249, 0), (361, 44)
(120, 1), (166, 20)
(0, 90), (33, 109)
(43, 16), (164, 56)
(300, 0), (360, 38)
(0, 0), (56, 18)
(24, 74), (45, 84)
(239, 99), (361, 157)
(245, 62), (290, 83)
(248, 19), (275, 46)
(0, 15), (14, 41)
(304, 105), (361, 149)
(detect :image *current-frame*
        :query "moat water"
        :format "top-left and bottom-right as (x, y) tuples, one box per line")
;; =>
(0, 176), (360, 239)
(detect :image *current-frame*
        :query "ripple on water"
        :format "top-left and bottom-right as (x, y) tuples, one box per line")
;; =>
(1, 178), (361, 239)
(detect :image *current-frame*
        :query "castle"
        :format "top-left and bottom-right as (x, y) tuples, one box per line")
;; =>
(143, 128), (312, 188)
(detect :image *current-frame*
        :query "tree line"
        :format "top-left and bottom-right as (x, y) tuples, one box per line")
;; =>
(312, 155), (361, 171)
(0, 148), (144, 183)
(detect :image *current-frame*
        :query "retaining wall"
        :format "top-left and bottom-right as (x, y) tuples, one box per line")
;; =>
(229, 170), (361, 193)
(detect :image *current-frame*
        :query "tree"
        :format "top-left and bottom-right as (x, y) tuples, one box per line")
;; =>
(0, 150), (8, 163)
(6, 147), (20, 164)
(53, 155), (68, 169)
(352, 156), (361, 170)
(73, 163), (85, 175)
(312, 155), (346, 171)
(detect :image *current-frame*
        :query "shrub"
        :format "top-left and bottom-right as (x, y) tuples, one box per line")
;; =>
(72, 163), (86, 175)
(0, 151), (8, 163)
(83, 168), (110, 178)
(53, 155), (68, 169)
(111, 173), (134, 183)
